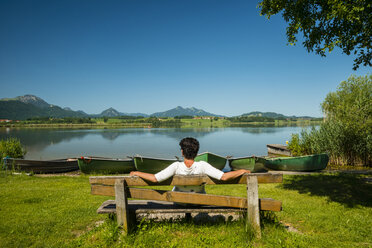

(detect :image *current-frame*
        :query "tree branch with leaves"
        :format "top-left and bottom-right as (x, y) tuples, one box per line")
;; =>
(259, 0), (371, 70)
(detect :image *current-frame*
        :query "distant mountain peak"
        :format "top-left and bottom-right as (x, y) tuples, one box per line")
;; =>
(151, 106), (220, 117)
(0, 94), (88, 120)
(14, 94), (50, 109)
(100, 107), (121, 117)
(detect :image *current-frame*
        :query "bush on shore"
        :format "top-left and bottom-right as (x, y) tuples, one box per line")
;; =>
(0, 138), (26, 159)
(288, 75), (371, 166)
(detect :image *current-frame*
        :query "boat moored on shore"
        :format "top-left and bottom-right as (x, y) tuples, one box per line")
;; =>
(133, 156), (179, 174)
(77, 157), (135, 174)
(3, 157), (79, 174)
(228, 156), (268, 172)
(194, 152), (227, 170)
(264, 153), (329, 171)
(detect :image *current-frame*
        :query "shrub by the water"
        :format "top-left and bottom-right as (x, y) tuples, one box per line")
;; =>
(288, 75), (371, 166)
(0, 138), (26, 159)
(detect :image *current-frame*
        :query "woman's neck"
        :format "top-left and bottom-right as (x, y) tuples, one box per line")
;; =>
(184, 158), (194, 168)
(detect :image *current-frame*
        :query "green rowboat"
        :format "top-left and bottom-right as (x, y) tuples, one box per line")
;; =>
(194, 152), (227, 170)
(3, 157), (79, 174)
(264, 153), (329, 171)
(228, 156), (268, 172)
(133, 156), (179, 174)
(77, 157), (135, 174)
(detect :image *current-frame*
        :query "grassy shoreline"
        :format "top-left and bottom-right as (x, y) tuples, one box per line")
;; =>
(0, 172), (370, 247)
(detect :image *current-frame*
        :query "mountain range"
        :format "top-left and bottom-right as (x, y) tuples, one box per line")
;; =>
(0, 94), (313, 120)
(95, 107), (149, 118)
(240, 111), (313, 119)
(0, 95), (89, 120)
(151, 106), (220, 117)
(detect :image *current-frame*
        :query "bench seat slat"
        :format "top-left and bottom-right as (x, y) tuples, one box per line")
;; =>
(97, 199), (281, 214)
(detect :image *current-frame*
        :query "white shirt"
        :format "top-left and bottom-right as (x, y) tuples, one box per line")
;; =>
(154, 161), (224, 193)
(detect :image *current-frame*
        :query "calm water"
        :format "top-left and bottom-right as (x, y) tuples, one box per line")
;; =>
(0, 127), (310, 160)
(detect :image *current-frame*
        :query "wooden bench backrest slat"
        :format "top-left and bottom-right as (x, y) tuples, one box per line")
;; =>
(89, 173), (282, 186)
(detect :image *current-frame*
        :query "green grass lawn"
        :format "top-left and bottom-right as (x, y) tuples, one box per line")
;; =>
(0, 173), (371, 247)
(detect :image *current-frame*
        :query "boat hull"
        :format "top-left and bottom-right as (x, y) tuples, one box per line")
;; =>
(78, 157), (135, 174)
(133, 156), (178, 174)
(266, 144), (291, 157)
(228, 156), (268, 172)
(194, 152), (227, 170)
(3, 158), (79, 174)
(264, 154), (329, 171)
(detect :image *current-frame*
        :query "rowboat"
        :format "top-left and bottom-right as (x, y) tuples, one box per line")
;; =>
(133, 156), (179, 174)
(266, 144), (291, 156)
(77, 157), (135, 174)
(264, 153), (329, 171)
(2, 157), (79, 174)
(194, 152), (227, 170)
(228, 156), (268, 172)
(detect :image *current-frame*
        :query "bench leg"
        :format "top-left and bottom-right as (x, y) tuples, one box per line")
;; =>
(246, 176), (261, 239)
(185, 212), (192, 221)
(115, 179), (130, 234)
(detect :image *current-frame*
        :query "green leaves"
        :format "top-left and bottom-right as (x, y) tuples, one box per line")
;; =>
(259, 0), (372, 70)
(0, 138), (26, 159)
(288, 75), (371, 166)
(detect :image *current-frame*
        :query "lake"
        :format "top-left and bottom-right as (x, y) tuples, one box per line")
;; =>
(0, 126), (311, 160)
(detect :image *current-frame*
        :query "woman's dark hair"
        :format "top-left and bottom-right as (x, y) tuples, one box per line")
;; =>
(179, 137), (199, 159)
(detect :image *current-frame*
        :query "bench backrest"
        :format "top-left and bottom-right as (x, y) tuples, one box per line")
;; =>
(89, 173), (282, 211)
(89, 173), (282, 187)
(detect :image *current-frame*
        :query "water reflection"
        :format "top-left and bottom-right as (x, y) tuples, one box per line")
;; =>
(0, 127), (308, 160)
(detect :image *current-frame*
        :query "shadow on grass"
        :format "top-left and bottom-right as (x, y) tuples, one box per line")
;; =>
(282, 173), (372, 208)
(71, 210), (283, 247)
(115, 211), (281, 240)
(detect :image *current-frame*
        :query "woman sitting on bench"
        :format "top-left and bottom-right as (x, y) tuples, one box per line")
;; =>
(130, 137), (250, 193)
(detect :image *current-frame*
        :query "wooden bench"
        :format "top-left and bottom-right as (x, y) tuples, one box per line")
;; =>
(89, 173), (283, 238)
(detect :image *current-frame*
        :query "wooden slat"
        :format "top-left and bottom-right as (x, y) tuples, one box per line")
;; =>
(97, 199), (281, 214)
(89, 173), (283, 186)
(92, 184), (115, 196)
(259, 198), (281, 211)
(91, 185), (281, 211)
(97, 200), (245, 214)
(128, 188), (246, 208)
(115, 179), (129, 232)
(246, 175), (261, 238)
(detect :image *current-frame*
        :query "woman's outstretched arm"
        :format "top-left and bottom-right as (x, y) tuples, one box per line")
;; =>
(220, 169), (251, 181)
(130, 171), (157, 183)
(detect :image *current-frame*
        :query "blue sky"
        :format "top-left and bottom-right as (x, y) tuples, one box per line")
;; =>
(0, 0), (370, 117)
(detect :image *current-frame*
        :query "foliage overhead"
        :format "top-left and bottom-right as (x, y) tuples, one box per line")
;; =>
(259, 0), (372, 70)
